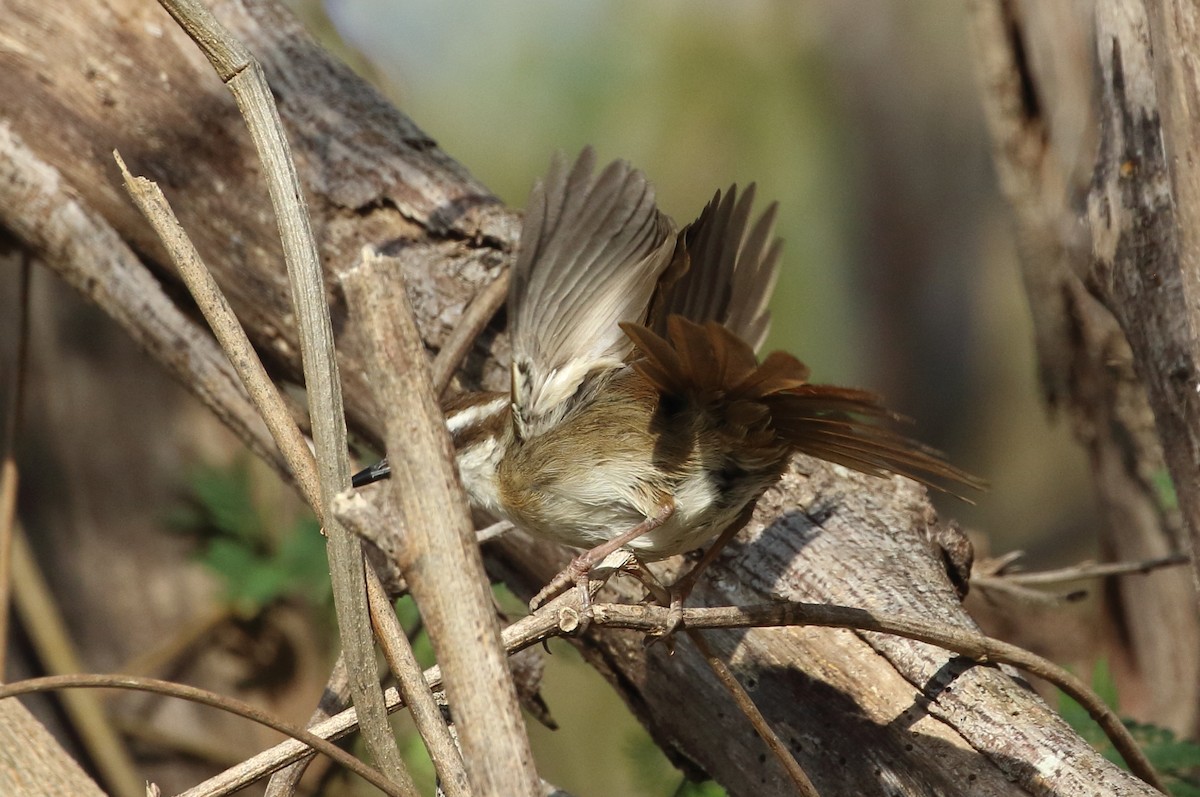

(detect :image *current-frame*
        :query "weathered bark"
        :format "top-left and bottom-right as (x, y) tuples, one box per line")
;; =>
(0, 698), (106, 797)
(969, 0), (1200, 735)
(0, 1), (1159, 794)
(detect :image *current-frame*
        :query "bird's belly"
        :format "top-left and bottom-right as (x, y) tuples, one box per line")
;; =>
(501, 461), (754, 560)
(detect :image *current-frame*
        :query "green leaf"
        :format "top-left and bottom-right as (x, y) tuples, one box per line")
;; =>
(178, 459), (331, 615)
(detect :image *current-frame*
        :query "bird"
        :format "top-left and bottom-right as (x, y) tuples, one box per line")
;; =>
(354, 147), (981, 620)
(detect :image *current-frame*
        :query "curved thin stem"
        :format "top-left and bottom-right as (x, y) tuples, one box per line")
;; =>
(0, 674), (407, 797)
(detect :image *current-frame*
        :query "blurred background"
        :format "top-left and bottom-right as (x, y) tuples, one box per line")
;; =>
(7, 1), (1122, 795)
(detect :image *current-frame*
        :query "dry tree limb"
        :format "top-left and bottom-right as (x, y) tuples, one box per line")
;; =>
(968, 0), (1200, 732)
(1143, 0), (1200, 613)
(344, 251), (540, 797)
(593, 602), (1165, 792)
(152, 0), (405, 781)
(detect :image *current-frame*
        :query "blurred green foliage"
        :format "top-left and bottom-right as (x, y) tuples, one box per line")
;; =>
(1152, 468), (1180, 513)
(1059, 660), (1200, 796)
(172, 459), (331, 616)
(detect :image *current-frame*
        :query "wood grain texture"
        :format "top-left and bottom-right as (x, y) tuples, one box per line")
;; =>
(0, 1), (1160, 794)
(346, 255), (540, 797)
(969, 0), (1200, 734)
(0, 699), (106, 797)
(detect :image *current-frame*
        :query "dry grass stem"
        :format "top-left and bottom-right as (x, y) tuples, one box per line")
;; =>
(366, 568), (470, 797)
(154, 0), (406, 781)
(7, 523), (144, 796)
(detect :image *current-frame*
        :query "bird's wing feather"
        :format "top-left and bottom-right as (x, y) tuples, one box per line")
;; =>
(509, 147), (677, 439)
(648, 185), (781, 353)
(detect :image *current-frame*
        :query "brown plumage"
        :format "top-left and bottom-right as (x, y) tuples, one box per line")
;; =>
(354, 148), (982, 610)
(622, 317), (981, 500)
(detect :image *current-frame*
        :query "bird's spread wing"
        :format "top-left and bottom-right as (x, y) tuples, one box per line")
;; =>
(509, 147), (677, 439)
(648, 185), (781, 353)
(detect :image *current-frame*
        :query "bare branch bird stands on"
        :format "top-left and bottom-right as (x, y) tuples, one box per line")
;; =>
(355, 147), (983, 631)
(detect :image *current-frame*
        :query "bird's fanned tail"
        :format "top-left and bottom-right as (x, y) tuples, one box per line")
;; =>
(621, 316), (984, 499)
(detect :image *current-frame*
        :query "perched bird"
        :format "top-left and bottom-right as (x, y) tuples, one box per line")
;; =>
(355, 147), (981, 616)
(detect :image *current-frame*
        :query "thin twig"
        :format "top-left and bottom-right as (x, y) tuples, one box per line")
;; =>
(179, 593), (1168, 795)
(995, 553), (1189, 586)
(366, 568), (470, 797)
(685, 629), (820, 796)
(973, 552), (1190, 605)
(0, 674), (405, 797)
(429, 268), (511, 396)
(155, 0), (406, 782)
(971, 577), (1085, 607)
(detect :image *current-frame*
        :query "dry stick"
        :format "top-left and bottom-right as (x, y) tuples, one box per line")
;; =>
(0, 674), (404, 797)
(154, 0), (405, 782)
(428, 268), (511, 397)
(7, 523), (145, 797)
(115, 157), (424, 795)
(269, 268), (512, 794)
(181, 591), (1167, 796)
(344, 251), (540, 797)
(973, 553), (1192, 606)
(366, 567), (470, 797)
(997, 553), (1190, 586)
(0, 255), (29, 679)
(685, 629), (819, 797)
(115, 154), (322, 513)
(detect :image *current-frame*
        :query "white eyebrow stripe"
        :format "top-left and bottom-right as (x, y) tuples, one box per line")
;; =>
(445, 396), (508, 434)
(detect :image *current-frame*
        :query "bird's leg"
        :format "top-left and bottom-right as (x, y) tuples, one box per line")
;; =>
(531, 501), (676, 626)
(655, 503), (758, 639)
(617, 557), (672, 606)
